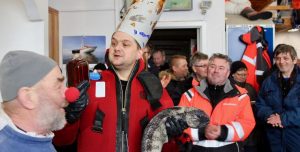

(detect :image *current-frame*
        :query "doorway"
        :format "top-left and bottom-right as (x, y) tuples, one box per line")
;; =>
(151, 21), (207, 62)
(148, 28), (197, 61)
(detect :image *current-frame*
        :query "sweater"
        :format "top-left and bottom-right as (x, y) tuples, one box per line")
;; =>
(0, 107), (56, 152)
(0, 125), (56, 152)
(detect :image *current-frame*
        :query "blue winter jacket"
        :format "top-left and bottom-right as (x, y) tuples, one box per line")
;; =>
(256, 66), (300, 152)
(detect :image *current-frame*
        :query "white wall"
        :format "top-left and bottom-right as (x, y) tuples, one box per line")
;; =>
(203, 0), (225, 56)
(275, 32), (300, 56)
(0, 0), (48, 101)
(35, 0), (49, 55)
(0, 0), (48, 60)
(49, 0), (225, 59)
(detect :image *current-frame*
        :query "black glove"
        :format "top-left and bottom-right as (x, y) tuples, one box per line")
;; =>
(177, 139), (193, 152)
(65, 80), (90, 124)
(165, 116), (188, 139)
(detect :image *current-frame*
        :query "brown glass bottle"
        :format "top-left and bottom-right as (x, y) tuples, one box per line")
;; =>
(66, 49), (89, 87)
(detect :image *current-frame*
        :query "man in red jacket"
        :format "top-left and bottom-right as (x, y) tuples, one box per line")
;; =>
(53, 0), (176, 152)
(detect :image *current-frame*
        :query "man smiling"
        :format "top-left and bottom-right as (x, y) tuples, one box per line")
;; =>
(256, 44), (300, 152)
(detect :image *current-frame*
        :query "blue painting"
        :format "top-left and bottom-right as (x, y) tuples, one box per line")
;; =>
(62, 36), (106, 64)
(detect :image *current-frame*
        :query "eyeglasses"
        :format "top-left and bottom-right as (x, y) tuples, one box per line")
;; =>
(193, 64), (208, 68)
(235, 73), (248, 77)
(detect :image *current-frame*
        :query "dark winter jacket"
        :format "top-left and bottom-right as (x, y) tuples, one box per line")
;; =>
(166, 77), (193, 106)
(256, 66), (300, 152)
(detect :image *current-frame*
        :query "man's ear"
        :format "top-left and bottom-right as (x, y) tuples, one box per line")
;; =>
(17, 87), (36, 110)
(136, 48), (143, 59)
(171, 65), (177, 73)
(226, 69), (230, 78)
(293, 58), (298, 64)
(192, 66), (197, 73)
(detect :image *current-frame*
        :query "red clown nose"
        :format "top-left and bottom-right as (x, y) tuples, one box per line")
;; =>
(65, 87), (80, 103)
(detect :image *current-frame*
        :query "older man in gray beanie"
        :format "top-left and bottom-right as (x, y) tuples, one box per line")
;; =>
(0, 50), (88, 152)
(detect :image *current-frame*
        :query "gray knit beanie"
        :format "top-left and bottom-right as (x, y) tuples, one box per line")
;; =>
(0, 50), (56, 101)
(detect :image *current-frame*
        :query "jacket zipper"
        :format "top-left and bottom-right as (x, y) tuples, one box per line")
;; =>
(120, 79), (125, 152)
(111, 61), (138, 152)
(119, 78), (128, 152)
(119, 63), (136, 152)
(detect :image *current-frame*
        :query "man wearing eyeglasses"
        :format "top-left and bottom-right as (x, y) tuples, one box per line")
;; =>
(230, 61), (256, 102)
(190, 52), (209, 86)
(178, 53), (255, 152)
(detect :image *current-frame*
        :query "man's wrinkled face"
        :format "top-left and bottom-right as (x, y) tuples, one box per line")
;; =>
(34, 66), (68, 131)
(207, 58), (230, 85)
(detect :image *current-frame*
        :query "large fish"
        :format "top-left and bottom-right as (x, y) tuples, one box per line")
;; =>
(142, 106), (210, 152)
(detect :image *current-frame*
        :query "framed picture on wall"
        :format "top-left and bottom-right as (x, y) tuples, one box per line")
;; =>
(62, 36), (106, 64)
(164, 0), (193, 11)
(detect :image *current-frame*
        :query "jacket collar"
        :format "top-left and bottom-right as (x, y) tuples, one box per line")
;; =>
(195, 79), (240, 100)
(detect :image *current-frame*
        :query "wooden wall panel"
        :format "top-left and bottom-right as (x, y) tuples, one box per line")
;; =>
(49, 7), (59, 64)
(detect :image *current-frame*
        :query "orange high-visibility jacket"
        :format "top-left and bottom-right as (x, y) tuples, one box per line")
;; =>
(178, 79), (255, 148)
(240, 26), (272, 92)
